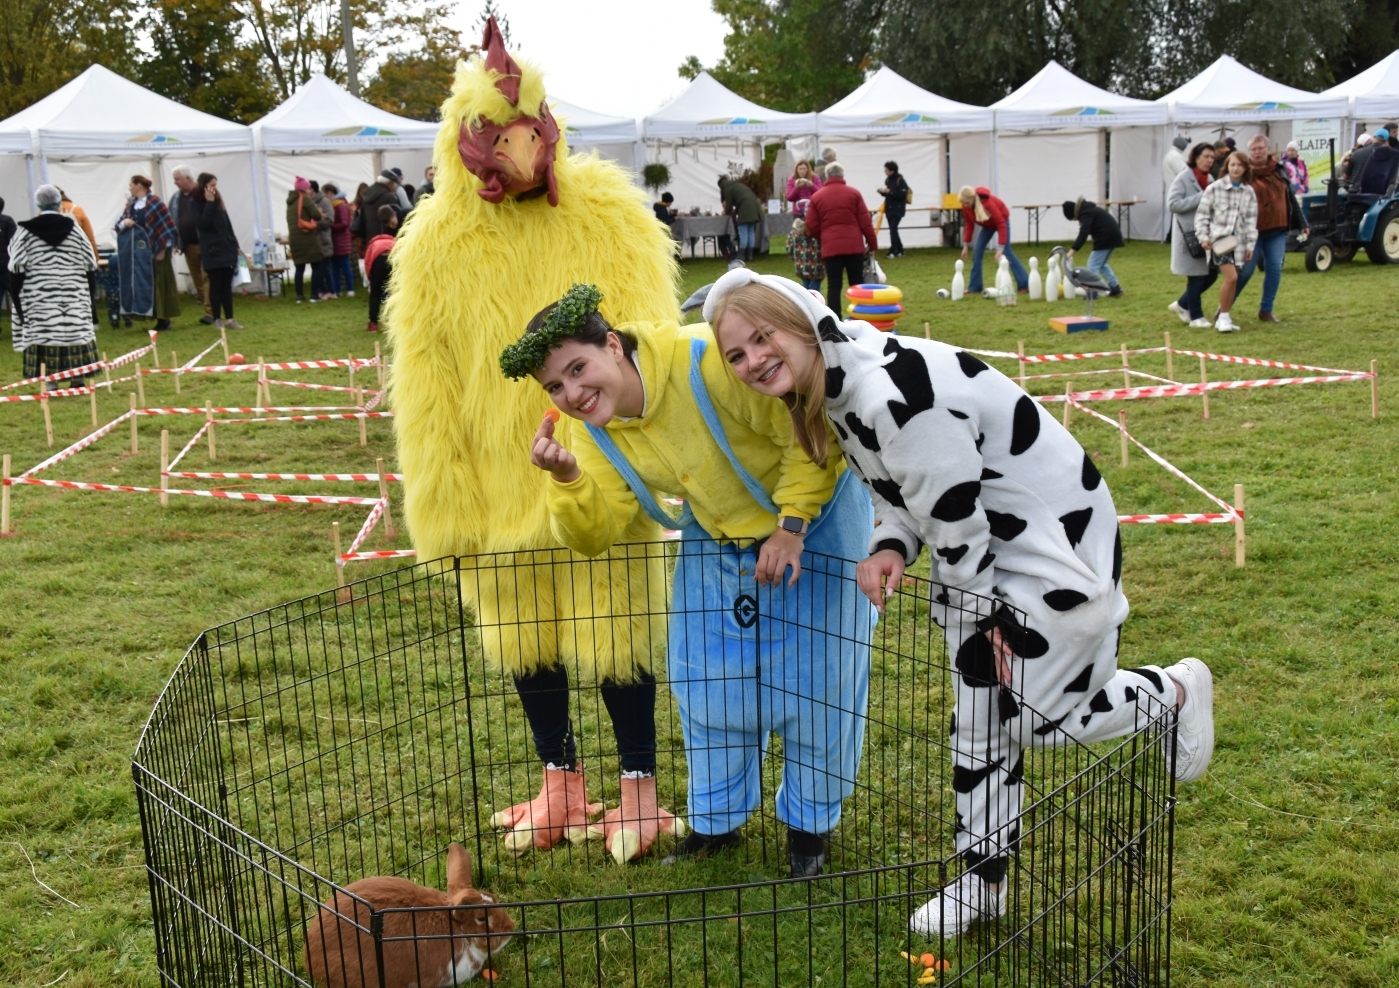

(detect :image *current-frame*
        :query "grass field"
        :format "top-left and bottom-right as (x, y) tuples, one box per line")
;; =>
(0, 241), (1395, 987)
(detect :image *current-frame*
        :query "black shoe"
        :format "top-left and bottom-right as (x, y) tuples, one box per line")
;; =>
(787, 828), (828, 878)
(661, 829), (741, 865)
(1108, 286), (1124, 298)
(154, 318), (171, 331)
(199, 315), (216, 325)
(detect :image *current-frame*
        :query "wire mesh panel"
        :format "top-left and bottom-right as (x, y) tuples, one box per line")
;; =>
(133, 544), (1174, 987)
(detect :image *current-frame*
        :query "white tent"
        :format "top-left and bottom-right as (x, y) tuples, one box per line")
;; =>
(1322, 50), (1399, 122)
(816, 67), (993, 248)
(1159, 56), (1349, 124)
(990, 61), (1169, 241)
(252, 73), (439, 239)
(552, 97), (640, 171)
(0, 64), (259, 267)
(643, 73), (817, 213)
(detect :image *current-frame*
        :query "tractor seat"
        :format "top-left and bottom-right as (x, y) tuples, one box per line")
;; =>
(1355, 146), (1399, 198)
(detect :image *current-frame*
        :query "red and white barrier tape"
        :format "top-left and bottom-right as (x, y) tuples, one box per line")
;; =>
(165, 471), (401, 482)
(344, 498), (387, 556)
(1117, 512), (1236, 525)
(4, 476), (383, 505)
(264, 379), (381, 394)
(341, 549), (418, 563)
(178, 358), (376, 374)
(165, 422), (210, 471)
(135, 405), (360, 415)
(218, 411), (393, 424)
(1041, 373), (1371, 404)
(2, 335), (155, 391)
(21, 410), (133, 477)
(1170, 349), (1360, 376)
(0, 387), (94, 403)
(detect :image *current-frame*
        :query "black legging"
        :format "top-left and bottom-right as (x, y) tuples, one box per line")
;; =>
(206, 266), (234, 320)
(294, 261), (321, 300)
(887, 213), (904, 253)
(513, 664), (658, 774)
(824, 253), (865, 312)
(368, 254), (391, 323)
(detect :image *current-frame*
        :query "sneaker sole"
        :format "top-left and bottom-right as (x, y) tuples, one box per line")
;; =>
(1168, 658), (1214, 782)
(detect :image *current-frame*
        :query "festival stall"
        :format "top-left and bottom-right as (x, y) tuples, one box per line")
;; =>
(0, 65), (259, 272)
(642, 72), (817, 215)
(1321, 49), (1399, 136)
(1158, 56), (1350, 184)
(815, 66), (994, 248)
(251, 73), (439, 239)
(990, 61), (1169, 242)
(551, 97), (641, 173)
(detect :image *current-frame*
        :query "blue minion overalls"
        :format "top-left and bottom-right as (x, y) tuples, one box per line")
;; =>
(588, 337), (875, 837)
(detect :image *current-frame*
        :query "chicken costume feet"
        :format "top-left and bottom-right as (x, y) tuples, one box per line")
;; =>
(587, 774), (687, 864)
(491, 765), (602, 855)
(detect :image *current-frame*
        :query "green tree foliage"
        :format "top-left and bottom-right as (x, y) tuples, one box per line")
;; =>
(362, 5), (469, 122)
(140, 0), (277, 122)
(1333, 0), (1399, 81)
(0, 0), (138, 118)
(679, 0), (885, 112)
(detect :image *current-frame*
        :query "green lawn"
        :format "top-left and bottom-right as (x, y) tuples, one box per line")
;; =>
(1, 242), (1395, 987)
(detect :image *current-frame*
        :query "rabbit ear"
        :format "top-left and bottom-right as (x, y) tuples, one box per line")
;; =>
(446, 843), (474, 895)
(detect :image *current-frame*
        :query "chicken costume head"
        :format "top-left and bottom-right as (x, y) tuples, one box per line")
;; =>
(387, 18), (679, 680)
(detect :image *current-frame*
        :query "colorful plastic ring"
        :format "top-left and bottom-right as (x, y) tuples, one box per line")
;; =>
(847, 302), (904, 316)
(845, 284), (903, 304)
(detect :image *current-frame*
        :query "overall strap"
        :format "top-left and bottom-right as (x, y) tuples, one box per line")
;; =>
(686, 336), (779, 515)
(584, 422), (695, 530)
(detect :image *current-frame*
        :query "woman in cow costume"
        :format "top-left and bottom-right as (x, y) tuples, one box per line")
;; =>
(704, 269), (1215, 939)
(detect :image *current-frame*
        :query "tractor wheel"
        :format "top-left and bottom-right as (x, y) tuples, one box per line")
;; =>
(1304, 238), (1333, 272)
(1332, 241), (1357, 263)
(1363, 206), (1399, 265)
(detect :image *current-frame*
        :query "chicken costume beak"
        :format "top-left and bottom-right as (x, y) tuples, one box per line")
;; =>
(494, 121), (547, 189)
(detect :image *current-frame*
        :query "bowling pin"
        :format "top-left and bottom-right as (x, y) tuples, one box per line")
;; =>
(1028, 257), (1043, 300)
(951, 259), (965, 301)
(1044, 256), (1060, 304)
(997, 256), (1012, 296)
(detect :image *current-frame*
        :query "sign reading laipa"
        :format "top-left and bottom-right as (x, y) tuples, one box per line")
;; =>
(1291, 119), (1343, 189)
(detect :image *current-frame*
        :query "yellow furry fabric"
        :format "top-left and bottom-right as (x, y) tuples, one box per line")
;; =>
(387, 52), (681, 680)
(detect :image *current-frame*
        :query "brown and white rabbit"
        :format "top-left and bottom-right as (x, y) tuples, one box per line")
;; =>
(304, 843), (514, 988)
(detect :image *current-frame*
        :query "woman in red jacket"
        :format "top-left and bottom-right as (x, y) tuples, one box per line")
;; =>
(959, 186), (1028, 296)
(804, 162), (878, 312)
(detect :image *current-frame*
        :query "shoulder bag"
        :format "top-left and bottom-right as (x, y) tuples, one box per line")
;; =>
(295, 193), (318, 233)
(1176, 218), (1206, 259)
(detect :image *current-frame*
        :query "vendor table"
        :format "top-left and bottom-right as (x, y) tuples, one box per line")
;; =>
(1018, 199), (1145, 244)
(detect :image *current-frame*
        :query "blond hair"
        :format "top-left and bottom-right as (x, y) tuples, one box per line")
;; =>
(959, 185), (990, 223)
(710, 283), (831, 468)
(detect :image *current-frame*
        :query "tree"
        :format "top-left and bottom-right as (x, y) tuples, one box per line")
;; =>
(229, 0), (374, 100)
(1332, 0), (1399, 83)
(679, 0), (884, 112)
(140, 0), (277, 122)
(0, 0), (138, 118)
(362, 4), (469, 121)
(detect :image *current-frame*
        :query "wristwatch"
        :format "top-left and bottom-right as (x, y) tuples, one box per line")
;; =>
(778, 516), (808, 536)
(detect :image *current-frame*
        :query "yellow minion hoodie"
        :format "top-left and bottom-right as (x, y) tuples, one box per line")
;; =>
(548, 320), (843, 555)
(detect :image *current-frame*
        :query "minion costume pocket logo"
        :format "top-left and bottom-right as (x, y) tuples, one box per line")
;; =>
(733, 594), (759, 629)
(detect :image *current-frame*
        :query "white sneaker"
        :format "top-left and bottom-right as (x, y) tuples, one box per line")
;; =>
(1214, 313), (1237, 333)
(347, 290), (356, 297)
(1163, 658), (1214, 782)
(1167, 301), (1191, 324)
(1188, 318), (1212, 329)
(908, 870), (1006, 939)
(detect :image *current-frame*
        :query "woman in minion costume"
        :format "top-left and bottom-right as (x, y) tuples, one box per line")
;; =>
(506, 285), (876, 878)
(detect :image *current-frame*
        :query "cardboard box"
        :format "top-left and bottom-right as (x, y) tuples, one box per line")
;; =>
(1049, 315), (1110, 333)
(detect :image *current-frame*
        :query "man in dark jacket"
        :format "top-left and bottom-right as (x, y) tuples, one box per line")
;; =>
(804, 162), (878, 312)
(360, 172), (400, 240)
(0, 197), (16, 322)
(1063, 197), (1125, 297)
(1236, 135), (1308, 324)
(876, 160), (909, 257)
(718, 176), (764, 264)
(170, 166), (215, 324)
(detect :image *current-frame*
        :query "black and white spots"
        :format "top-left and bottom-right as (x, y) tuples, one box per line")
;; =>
(1081, 453), (1102, 491)
(1059, 507), (1094, 547)
(937, 544), (969, 565)
(1112, 528), (1123, 583)
(952, 757), (1005, 794)
(1009, 395), (1040, 455)
(931, 480), (981, 522)
(985, 510), (1028, 542)
(1042, 588), (1090, 611)
(825, 366), (845, 399)
(1063, 664), (1094, 693)
(817, 316), (848, 343)
(956, 350), (990, 378)
(843, 412), (880, 451)
(881, 337), (935, 428)
(868, 476), (905, 509)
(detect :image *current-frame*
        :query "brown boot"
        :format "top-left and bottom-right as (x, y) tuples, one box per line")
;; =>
(1259, 311), (1281, 324)
(490, 764), (602, 855)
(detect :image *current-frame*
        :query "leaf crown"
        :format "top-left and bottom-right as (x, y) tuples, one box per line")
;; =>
(499, 284), (605, 380)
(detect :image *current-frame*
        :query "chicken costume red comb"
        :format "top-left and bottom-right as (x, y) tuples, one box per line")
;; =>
(458, 17), (561, 206)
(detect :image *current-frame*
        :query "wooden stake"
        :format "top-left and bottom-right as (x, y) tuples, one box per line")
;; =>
(1018, 340), (1028, 389)
(333, 521), (345, 587)
(1062, 382), (1072, 428)
(1199, 354), (1210, 420)
(89, 385), (98, 427)
(377, 457), (397, 538)
(374, 341), (384, 386)
(923, 321), (930, 340)
(129, 393), (138, 453)
(38, 361), (46, 392)
(1, 453), (11, 535)
(256, 356), (265, 408)
(348, 354), (356, 391)
(1371, 359), (1379, 419)
(1164, 331), (1174, 382)
(135, 360), (146, 408)
(160, 430), (169, 508)
(102, 353), (111, 387)
(1119, 410), (1129, 467)
(357, 387), (367, 446)
(1234, 484), (1245, 567)
(220, 325), (229, 363)
(206, 400), (216, 462)
(172, 351), (180, 395)
(40, 363), (54, 448)
(1120, 343), (1131, 389)
(151, 333), (159, 367)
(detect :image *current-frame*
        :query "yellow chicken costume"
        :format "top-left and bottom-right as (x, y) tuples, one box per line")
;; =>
(386, 19), (681, 859)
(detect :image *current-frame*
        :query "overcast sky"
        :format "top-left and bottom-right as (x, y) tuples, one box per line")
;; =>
(447, 0), (731, 119)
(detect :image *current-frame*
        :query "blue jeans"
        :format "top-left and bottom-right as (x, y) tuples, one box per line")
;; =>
(328, 254), (355, 294)
(800, 277), (822, 290)
(968, 221), (1029, 293)
(1087, 248), (1120, 289)
(1176, 272), (1219, 320)
(737, 222), (758, 253)
(1234, 229), (1286, 313)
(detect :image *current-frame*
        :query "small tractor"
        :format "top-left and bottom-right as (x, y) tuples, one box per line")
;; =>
(1301, 138), (1399, 271)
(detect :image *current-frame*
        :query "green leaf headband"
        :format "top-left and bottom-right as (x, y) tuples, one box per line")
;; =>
(499, 284), (605, 380)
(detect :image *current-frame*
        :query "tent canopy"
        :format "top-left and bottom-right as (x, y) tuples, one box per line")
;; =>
(0, 64), (251, 156)
(643, 72), (816, 141)
(1159, 55), (1348, 122)
(1321, 50), (1399, 118)
(551, 97), (638, 146)
(992, 61), (1167, 130)
(818, 66), (992, 135)
(252, 73), (438, 152)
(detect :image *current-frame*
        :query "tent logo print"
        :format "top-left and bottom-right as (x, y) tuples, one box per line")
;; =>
(699, 117), (765, 127)
(1050, 107), (1116, 117)
(324, 126), (399, 137)
(1231, 102), (1294, 111)
(127, 134), (182, 144)
(872, 112), (940, 125)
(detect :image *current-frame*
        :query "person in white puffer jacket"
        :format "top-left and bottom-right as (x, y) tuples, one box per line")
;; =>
(1194, 151), (1258, 334)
